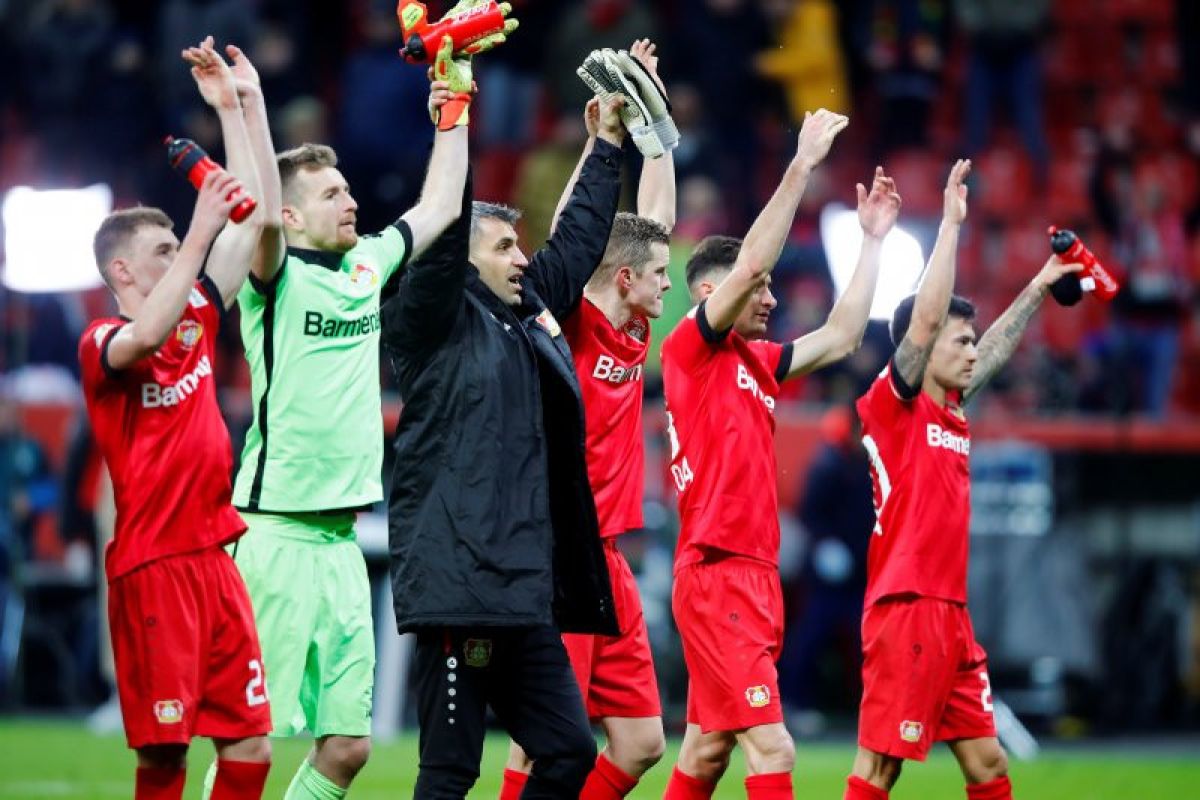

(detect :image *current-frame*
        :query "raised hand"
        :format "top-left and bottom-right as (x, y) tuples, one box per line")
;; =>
(629, 38), (667, 99)
(1032, 254), (1085, 292)
(795, 108), (849, 170)
(857, 166), (903, 240)
(223, 43), (261, 100)
(596, 95), (626, 144)
(182, 35), (238, 111)
(193, 169), (245, 237)
(583, 97), (601, 139)
(943, 158), (971, 225)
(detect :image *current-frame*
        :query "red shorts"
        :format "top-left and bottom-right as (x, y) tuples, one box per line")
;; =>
(109, 547), (272, 749)
(858, 597), (997, 761)
(562, 539), (661, 719)
(673, 555), (784, 733)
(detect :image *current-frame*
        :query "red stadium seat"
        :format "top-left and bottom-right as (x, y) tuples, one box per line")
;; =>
(974, 147), (1034, 221)
(1046, 154), (1095, 225)
(884, 150), (943, 217)
(1109, 0), (1175, 24)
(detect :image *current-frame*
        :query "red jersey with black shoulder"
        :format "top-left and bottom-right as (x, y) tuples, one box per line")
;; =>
(79, 277), (245, 580)
(856, 364), (971, 607)
(563, 297), (649, 538)
(660, 302), (792, 569)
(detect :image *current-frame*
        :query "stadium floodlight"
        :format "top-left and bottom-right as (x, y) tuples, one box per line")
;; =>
(819, 203), (926, 321)
(2, 184), (112, 293)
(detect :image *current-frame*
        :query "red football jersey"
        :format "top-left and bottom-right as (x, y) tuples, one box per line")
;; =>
(79, 277), (245, 580)
(564, 298), (649, 538)
(661, 304), (790, 569)
(856, 365), (971, 607)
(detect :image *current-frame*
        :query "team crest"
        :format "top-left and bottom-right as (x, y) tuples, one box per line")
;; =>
(535, 308), (562, 337)
(350, 264), (378, 288)
(745, 685), (771, 708)
(154, 699), (184, 724)
(464, 638), (493, 668)
(175, 320), (203, 349)
(899, 720), (923, 743)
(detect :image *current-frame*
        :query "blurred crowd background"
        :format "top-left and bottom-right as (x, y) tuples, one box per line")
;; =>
(1, 0), (1198, 742)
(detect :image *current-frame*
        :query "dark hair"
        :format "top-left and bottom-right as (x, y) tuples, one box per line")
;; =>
(685, 235), (742, 289)
(589, 212), (671, 288)
(889, 293), (977, 347)
(276, 142), (338, 197)
(470, 201), (522, 238)
(92, 207), (174, 287)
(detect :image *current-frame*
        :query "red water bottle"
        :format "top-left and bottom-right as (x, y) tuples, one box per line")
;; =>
(164, 136), (257, 224)
(397, 0), (508, 63)
(1048, 226), (1121, 303)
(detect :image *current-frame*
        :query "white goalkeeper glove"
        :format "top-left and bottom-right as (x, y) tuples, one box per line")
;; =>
(576, 48), (664, 158)
(609, 49), (679, 153)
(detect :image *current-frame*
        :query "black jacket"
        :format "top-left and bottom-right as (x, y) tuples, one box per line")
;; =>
(382, 139), (623, 635)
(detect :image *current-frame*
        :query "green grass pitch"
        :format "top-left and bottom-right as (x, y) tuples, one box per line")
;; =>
(0, 720), (1195, 798)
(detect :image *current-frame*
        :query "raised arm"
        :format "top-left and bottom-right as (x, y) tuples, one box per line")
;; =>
(182, 37), (263, 308)
(223, 43), (284, 287)
(382, 169), (473, 358)
(525, 96), (626, 319)
(891, 158), (970, 395)
(549, 99), (599, 235)
(961, 255), (1083, 403)
(106, 172), (243, 368)
(630, 39), (675, 229)
(400, 40), (473, 258)
(701, 109), (848, 334)
(785, 166), (901, 378)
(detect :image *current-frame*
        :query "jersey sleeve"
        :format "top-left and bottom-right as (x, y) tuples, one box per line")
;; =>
(856, 365), (910, 430)
(358, 221), (414, 283)
(662, 302), (726, 373)
(78, 322), (128, 385)
(746, 339), (791, 383)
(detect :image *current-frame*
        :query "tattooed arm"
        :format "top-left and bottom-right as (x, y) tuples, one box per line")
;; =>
(962, 255), (1083, 403)
(890, 159), (971, 396)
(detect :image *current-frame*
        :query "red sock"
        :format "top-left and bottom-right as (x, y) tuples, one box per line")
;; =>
(211, 759), (271, 800)
(663, 766), (716, 800)
(966, 776), (1012, 800)
(500, 768), (529, 800)
(581, 753), (639, 800)
(744, 771), (792, 800)
(135, 766), (185, 800)
(844, 775), (888, 800)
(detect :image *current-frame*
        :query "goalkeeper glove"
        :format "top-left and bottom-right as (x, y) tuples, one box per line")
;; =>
(608, 49), (679, 152)
(577, 48), (661, 158)
(430, 36), (473, 131)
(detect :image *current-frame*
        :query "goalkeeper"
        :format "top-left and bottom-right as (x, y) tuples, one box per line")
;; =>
(203, 6), (514, 798)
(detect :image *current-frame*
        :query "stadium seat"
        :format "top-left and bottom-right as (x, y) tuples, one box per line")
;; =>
(974, 147), (1035, 221)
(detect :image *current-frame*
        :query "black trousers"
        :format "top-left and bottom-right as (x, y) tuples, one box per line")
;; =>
(412, 625), (596, 800)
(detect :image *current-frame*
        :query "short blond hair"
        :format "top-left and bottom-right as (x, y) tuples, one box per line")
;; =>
(277, 142), (339, 200)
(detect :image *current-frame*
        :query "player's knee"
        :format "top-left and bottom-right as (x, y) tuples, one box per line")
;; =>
(742, 726), (795, 774)
(325, 736), (371, 776)
(609, 725), (666, 773)
(230, 735), (271, 763)
(136, 744), (188, 770)
(964, 743), (1008, 783)
(851, 748), (902, 790)
(505, 742), (533, 772)
(681, 736), (734, 782)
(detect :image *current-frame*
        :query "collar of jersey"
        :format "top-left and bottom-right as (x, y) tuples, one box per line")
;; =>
(287, 245), (343, 272)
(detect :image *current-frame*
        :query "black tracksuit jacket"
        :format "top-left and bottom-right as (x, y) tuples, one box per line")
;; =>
(382, 139), (623, 636)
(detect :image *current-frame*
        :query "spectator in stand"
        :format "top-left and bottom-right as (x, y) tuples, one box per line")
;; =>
(866, 0), (947, 155)
(955, 0), (1051, 179)
(476, 0), (550, 150)
(158, 0), (257, 129)
(0, 383), (58, 574)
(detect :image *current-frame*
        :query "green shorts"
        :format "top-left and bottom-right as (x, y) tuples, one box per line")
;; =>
(232, 512), (375, 738)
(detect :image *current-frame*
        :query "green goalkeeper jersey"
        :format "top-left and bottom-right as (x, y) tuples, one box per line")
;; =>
(233, 222), (412, 512)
